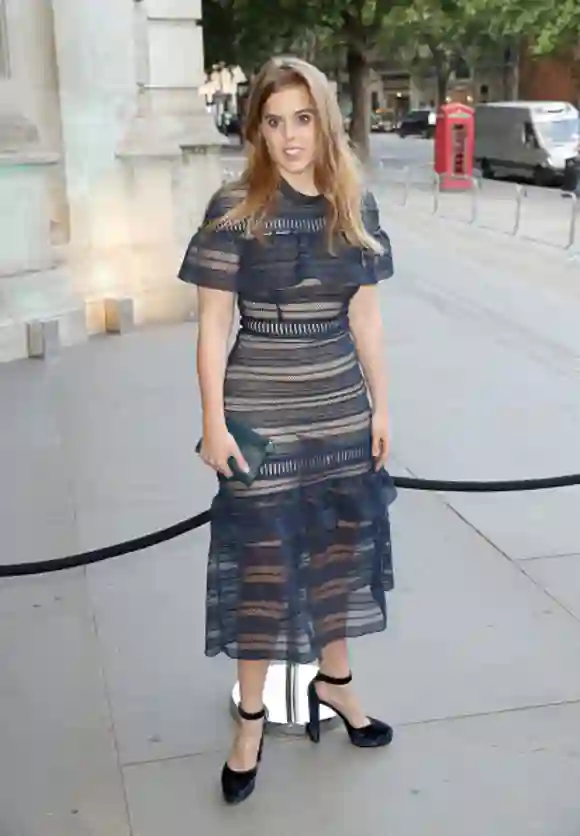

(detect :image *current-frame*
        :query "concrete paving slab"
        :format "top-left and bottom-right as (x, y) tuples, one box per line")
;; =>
(380, 214), (580, 560)
(0, 445), (78, 565)
(46, 328), (206, 518)
(86, 485), (580, 771)
(0, 566), (85, 618)
(350, 490), (580, 726)
(437, 490), (580, 562)
(122, 701), (580, 836)
(523, 554), (580, 621)
(86, 528), (235, 767)
(384, 212), (580, 368)
(0, 359), (62, 452)
(0, 570), (130, 836)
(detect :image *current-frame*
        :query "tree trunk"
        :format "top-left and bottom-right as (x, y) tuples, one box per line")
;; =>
(346, 46), (370, 161)
(436, 67), (449, 106)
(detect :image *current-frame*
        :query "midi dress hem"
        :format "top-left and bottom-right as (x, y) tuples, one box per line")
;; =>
(204, 466), (396, 663)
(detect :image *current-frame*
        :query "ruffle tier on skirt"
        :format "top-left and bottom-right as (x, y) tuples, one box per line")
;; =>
(205, 467), (396, 663)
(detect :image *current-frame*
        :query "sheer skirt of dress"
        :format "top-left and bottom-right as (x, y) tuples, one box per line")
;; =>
(179, 180), (396, 663)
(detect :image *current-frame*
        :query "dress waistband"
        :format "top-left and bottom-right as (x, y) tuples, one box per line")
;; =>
(239, 315), (349, 339)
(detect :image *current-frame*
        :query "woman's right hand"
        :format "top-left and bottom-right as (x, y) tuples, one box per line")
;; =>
(199, 424), (249, 478)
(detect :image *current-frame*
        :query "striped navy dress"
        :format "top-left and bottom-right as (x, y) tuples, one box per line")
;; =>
(179, 177), (397, 663)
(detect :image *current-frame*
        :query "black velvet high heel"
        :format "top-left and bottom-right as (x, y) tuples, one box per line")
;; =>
(221, 706), (266, 805)
(306, 671), (393, 748)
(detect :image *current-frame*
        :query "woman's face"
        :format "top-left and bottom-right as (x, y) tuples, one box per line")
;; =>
(260, 85), (317, 179)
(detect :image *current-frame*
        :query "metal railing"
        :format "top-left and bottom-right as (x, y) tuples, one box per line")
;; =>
(220, 161), (579, 254)
(377, 161), (580, 254)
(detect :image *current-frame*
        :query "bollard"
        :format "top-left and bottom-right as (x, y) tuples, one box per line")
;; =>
(104, 298), (135, 334)
(565, 192), (578, 250)
(512, 185), (525, 236)
(27, 319), (60, 359)
(469, 175), (480, 225)
(432, 172), (441, 215)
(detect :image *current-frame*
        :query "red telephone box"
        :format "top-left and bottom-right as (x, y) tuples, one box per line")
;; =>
(434, 103), (475, 191)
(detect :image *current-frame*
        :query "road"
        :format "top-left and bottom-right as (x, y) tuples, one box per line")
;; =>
(370, 132), (435, 171)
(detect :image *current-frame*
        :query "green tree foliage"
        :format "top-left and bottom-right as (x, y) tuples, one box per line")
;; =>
(382, 0), (521, 104)
(202, 0), (578, 163)
(468, 0), (580, 55)
(316, 0), (408, 158)
(203, 0), (312, 77)
(203, 0), (410, 160)
(534, 0), (580, 53)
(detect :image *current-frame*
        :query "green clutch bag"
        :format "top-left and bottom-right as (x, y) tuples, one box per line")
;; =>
(196, 416), (274, 487)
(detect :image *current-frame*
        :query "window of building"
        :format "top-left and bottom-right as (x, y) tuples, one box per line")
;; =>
(0, 0), (9, 78)
(371, 91), (380, 111)
(453, 56), (471, 80)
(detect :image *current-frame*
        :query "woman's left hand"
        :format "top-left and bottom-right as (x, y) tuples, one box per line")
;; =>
(371, 411), (390, 470)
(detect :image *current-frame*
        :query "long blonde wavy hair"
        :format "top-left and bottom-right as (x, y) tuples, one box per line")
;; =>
(220, 55), (383, 254)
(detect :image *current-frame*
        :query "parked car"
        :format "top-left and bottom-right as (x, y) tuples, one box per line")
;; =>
(398, 109), (436, 138)
(371, 110), (394, 133)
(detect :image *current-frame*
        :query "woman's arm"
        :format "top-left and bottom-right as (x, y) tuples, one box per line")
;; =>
(349, 285), (388, 414)
(197, 287), (235, 432)
(349, 284), (390, 467)
(197, 287), (247, 476)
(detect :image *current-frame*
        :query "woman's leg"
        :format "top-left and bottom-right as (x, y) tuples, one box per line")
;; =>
(227, 659), (270, 771)
(317, 639), (369, 728)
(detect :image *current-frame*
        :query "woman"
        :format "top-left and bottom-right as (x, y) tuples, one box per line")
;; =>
(179, 55), (396, 805)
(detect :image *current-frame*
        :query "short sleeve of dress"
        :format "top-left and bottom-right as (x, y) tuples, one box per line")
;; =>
(178, 189), (241, 292)
(361, 190), (394, 283)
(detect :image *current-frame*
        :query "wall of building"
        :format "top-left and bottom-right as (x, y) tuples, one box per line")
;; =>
(519, 50), (580, 106)
(0, 0), (223, 362)
(414, 64), (518, 109)
(4, 0), (68, 236)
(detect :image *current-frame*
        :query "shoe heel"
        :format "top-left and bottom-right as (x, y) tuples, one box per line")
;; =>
(221, 705), (265, 805)
(305, 681), (321, 743)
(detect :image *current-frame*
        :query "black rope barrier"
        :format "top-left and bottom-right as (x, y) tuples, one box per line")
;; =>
(0, 511), (210, 578)
(2, 472), (580, 578)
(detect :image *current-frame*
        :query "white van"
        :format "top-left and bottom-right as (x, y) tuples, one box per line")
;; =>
(474, 101), (579, 186)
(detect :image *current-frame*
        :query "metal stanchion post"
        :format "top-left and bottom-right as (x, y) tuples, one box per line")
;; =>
(432, 173), (440, 215)
(230, 663), (339, 736)
(565, 192), (578, 250)
(469, 175), (480, 225)
(512, 185), (525, 236)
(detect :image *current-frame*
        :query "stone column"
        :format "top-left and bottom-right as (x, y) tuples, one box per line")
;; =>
(51, 0), (225, 329)
(50, 0), (139, 332)
(117, 0), (225, 323)
(0, 89), (85, 362)
(3, 0), (70, 241)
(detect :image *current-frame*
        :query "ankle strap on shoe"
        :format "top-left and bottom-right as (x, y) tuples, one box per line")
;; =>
(315, 671), (352, 686)
(238, 705), (266, 721)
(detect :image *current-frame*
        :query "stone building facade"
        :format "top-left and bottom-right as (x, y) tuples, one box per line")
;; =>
(0, 0), (222, 362)
(519, 48), (580, 106)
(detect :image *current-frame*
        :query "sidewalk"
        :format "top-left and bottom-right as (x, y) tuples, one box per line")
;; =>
(377, 168), (580, 255)
(1, 205), (580, 835)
